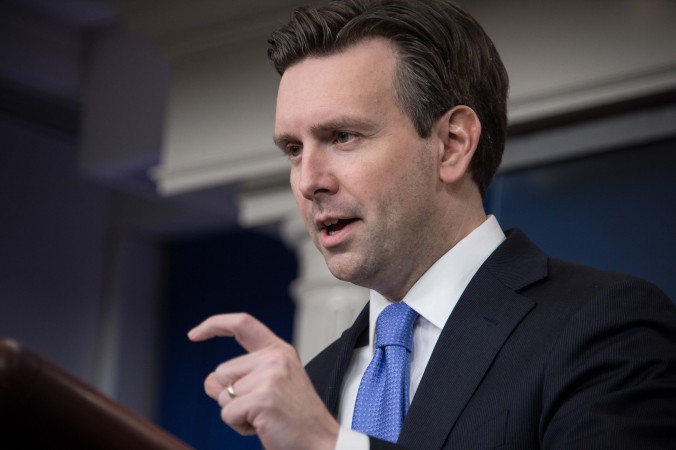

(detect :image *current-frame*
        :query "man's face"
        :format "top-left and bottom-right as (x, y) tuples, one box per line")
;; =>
(274, 38), (447, 300)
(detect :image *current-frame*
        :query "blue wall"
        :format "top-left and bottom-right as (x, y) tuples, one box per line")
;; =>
(159, 228), (297, 449)
(487, 136), (676, 303)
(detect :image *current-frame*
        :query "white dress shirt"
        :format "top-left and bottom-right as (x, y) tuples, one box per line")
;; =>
(335, 216), (506, 449)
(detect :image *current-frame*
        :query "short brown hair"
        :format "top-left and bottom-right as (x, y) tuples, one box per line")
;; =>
(268, 0), (509, 198)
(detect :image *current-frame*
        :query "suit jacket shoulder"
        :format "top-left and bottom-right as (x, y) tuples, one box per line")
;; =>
(307, 229), (676, 449)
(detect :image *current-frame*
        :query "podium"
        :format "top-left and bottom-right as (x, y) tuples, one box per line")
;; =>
(0, 338), (193, 449)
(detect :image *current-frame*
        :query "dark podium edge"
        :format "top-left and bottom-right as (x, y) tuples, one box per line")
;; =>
(0, 338), (194, 449)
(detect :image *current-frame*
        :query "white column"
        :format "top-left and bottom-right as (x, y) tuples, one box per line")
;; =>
(239, 189), (368, 364)
(281, 214), (368, 363)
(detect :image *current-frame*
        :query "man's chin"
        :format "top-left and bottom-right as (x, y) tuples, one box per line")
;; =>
(324, 255), (369, 285)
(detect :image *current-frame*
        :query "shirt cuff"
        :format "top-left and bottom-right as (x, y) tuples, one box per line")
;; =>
(335, 427), (370, 450)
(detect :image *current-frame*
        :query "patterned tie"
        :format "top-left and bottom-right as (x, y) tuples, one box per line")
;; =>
(352, 302), (419, 443)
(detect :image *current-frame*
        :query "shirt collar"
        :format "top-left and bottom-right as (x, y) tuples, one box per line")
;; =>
(368, 215), (506, 346)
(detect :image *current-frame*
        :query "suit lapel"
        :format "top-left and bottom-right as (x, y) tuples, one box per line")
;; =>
(398, 229), (547, 449)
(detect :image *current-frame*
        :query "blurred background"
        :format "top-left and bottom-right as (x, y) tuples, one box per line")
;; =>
(1, 0), (675, 448)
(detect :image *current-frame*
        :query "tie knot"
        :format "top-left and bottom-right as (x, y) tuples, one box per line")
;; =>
(375, 303), (418, 351)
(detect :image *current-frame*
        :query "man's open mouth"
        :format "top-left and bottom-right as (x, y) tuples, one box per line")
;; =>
(323, 218), (358, 236)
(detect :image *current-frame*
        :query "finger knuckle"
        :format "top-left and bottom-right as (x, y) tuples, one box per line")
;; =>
(215, 363), (229, 382)
(217, 389), (229, 407)
(205, 374), (220, 398)
(266, 343), (298, 371)
(222, 406), (255, 436)
(234, 312), (254, 329)
(220, 404), (235, 424)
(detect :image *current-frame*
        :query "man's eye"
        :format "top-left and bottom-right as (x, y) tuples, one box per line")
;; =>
(285, 145), (302, 158)
(334, 131), (356, 144)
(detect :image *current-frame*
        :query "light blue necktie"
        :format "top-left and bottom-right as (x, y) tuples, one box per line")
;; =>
(352, 302), (419, 443)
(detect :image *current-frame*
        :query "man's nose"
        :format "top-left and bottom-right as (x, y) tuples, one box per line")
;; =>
(297, 145), (338, 201)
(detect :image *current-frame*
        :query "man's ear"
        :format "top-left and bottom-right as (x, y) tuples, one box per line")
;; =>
(435, 105), (481, 184)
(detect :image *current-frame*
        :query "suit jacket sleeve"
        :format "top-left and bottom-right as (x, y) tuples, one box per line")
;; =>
(538, 278), (676, 449)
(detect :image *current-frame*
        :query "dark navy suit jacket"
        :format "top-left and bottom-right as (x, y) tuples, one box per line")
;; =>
(305, 230), (676, 449)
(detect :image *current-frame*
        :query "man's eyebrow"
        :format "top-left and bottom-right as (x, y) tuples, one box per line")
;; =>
(273, 133), (295, 149)
(273, 116), (380, 148)
(310, 116), (379, 134)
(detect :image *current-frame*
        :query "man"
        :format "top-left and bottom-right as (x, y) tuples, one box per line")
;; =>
(188, 1), (676, 449)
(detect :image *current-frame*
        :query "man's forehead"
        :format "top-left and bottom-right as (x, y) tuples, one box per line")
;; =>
(271, 37), (414, 149)
(275, 40), (398, 120)
(278, 38), (397, 90)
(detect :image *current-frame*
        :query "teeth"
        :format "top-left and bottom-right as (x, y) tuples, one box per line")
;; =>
(323, 219), (339, 227)
(328, 229), (336, 236)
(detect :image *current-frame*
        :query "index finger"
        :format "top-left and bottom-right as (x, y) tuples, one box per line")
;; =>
(187, 313), (280, 352)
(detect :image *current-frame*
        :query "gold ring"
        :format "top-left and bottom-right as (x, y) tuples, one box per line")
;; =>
(226, 383), (236, 399)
